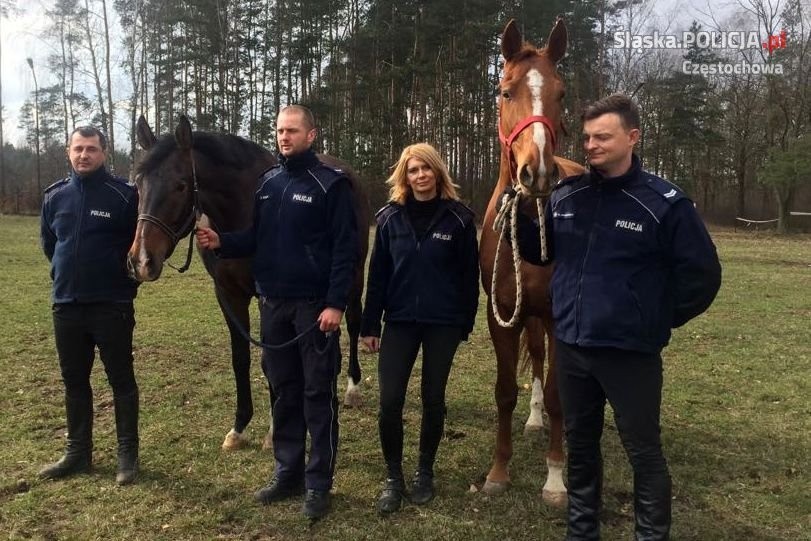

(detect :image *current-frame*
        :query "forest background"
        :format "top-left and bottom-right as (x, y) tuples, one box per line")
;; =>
(0, 0), (809, 232)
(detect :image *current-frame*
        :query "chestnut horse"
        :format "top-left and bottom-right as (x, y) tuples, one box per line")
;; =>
(128, 116), (370, 450)
(479, 19), (584, 507)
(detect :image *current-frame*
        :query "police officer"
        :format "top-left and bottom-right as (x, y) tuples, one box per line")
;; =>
(39, 126), (141, 485)
(196, 105), (358, 520)
(516, 94), (721, 540)
(360, 143), (479, 515)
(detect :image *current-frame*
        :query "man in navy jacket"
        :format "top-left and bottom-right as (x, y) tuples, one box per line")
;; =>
(39, 126), (141, 485)
(517, 95), (721, 540)
(196, 105), (358, 519)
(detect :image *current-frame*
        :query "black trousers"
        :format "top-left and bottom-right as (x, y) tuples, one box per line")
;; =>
(52, 302), (138, 401)
(377, 322), (462, 478)
(260, 298), (340, 492)
(556, 339), (671, 541)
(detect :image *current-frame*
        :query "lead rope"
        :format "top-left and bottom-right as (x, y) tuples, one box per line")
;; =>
(491, 191), (523, 327)
(490, 189), (549, 328)
(536, 197), (548, 262)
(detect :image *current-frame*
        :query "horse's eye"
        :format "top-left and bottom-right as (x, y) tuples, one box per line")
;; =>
(502, 90), (511, 100)
(175, 182), (187, 192)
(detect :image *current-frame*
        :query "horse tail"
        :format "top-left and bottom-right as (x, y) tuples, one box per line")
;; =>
(519, 316), (547, 379)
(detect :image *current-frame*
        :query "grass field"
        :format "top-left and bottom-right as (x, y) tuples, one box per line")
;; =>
(0, 215), (808, 540)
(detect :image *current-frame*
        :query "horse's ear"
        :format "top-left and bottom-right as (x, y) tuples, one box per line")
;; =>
(546, 17), (568, 64)
(501, 19), (523, 61)
(136, 115), (157, 150)
(175, 115), (193, 151)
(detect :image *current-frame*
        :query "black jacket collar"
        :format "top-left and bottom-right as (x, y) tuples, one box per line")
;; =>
(70, 165), (111, 186)
(278, 148), (319, 173)
(589, 154), (641, 187)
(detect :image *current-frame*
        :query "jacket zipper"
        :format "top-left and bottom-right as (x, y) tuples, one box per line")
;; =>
(408, 217), (420, 321)
(72, 181), (86, 300)
(277, 177), (294, 221)
(407, 203), (449, 323)
(574, 185), (602, 342)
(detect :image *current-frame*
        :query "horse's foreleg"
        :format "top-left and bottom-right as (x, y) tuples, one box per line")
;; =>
(523, 316), (546, 434)
(541, 321), (567, 508)
(218, 292), (253, 451)
(343, 290), (363, 408)
(483, 306), (522, 496)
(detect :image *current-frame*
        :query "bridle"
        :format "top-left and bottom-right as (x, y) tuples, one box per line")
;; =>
(136, 155), (200, 273)
(490, 113), (557, 328)
(498, 114), (557, 184)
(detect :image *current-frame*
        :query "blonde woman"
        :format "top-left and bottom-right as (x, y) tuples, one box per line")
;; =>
(360, 143), (479, 514)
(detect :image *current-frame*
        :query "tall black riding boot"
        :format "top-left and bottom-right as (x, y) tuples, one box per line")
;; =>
(565, 455), (603, 541)
(39, 392), (93, 479)
(114, 389), (139, 485)
(633, 471), (672, 541)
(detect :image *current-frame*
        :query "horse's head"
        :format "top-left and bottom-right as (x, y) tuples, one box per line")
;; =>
(127, 116), (197, 282)
(498, 18), (567, 197)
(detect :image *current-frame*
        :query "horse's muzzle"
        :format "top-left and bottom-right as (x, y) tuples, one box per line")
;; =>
(127, 252), (162, 282)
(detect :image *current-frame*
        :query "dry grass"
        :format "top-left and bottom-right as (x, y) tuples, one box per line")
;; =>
(0, 216), (808, 540)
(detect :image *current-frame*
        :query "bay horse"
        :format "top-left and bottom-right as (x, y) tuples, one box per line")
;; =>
(127, 115), (370, 450)
(479, 19), (584, 507)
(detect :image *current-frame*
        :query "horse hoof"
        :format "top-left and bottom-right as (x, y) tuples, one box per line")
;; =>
(482, 478), (510, 496)
(523, 422), (543, 435)
(261, 430), (273, 451)
(543, 489), (568, 509)
(343, 387), (362, 408)
(221, 429), (249, 451)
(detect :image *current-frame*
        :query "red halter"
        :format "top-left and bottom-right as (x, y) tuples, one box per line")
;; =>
(498, 115), (557, 181)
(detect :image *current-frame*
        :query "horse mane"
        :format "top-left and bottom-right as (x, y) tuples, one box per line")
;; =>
(136, 132), (272, 175)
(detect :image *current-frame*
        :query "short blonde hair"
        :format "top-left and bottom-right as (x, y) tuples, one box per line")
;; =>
(386, 143), (460, 205)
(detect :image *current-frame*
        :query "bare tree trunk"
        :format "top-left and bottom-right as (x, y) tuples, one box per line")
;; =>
(125, 0), (141, 166)
(140, 32), (148, 129)
(58, 16), (70, 145)
(68, 31), (78, 127)
(775, 187), (792, 234)
(82, 0), (109, 146)
(101, 0), (114, 160)
(274, 0), (283, 116)
(167, 20), (175, 131)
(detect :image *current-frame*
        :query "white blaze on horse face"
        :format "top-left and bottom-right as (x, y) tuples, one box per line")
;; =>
(527, 68), (548, 179)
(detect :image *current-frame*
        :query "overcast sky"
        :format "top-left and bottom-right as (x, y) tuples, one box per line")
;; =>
(1, 7), (49, 146)
(0, 0), (753, 147)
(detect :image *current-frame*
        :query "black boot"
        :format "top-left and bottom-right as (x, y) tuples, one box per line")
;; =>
(409, 468), (434, 505)
(565, 455), (602, 541)
(378, 405), (407, 510)
(39, 392), (93, 479)
(302, 489), (331, 519)
(114, 389), (139, 486)
(410, 402), (444, 505)
(633, 471), (672, 540)
(377, 475), (405, 515)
